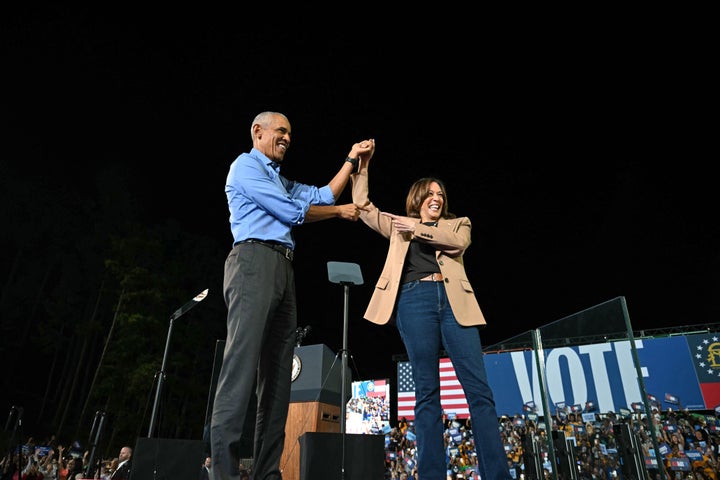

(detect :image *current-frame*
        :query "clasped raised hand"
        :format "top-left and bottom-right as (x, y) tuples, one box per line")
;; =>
(350, 138), (375, 162)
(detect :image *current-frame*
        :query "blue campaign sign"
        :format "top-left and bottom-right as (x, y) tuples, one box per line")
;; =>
(485, 335), (708, 416)
(668, 457), (692, 471)
(401, 333), (720, 421)
(685, 450), (703, 461)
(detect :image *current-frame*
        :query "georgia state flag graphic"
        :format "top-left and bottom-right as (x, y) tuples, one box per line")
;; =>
(687, 332), (720, 408)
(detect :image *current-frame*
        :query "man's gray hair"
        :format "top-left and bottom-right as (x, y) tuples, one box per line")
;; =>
(251, 111), (287, 139)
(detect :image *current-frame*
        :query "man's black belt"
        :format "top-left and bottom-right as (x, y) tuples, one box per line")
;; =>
(235, 239), (293, 261)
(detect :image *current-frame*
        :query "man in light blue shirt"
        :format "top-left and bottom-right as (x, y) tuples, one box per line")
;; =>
(211, 111), (375, 480)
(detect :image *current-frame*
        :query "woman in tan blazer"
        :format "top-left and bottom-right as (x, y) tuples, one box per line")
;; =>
(351, 143), (511, 480)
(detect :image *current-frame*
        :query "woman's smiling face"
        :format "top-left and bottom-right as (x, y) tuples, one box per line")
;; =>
(420, 181), (444, 223)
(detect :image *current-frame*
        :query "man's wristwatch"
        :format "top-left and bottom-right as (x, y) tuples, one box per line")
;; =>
(345, 156), (359, 169)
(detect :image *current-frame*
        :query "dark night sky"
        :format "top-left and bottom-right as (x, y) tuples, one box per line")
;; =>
(3, 10), (718, 386)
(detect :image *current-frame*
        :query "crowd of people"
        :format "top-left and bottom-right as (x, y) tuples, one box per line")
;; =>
(5, 405), (719, 479)
(0, 440), (131, 480)
(381, 406), (720, 479)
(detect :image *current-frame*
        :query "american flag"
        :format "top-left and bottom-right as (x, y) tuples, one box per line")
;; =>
(397, 358), (470, 420)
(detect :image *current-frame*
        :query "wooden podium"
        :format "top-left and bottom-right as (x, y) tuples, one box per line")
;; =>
(280, 401), (341, 480)
(279, 344), (348, 480)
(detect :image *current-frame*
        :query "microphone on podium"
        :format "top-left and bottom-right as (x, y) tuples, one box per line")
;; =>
(295, 325), (312, 346)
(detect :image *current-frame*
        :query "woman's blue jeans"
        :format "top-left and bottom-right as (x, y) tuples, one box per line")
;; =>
(395, 280), (511, 480)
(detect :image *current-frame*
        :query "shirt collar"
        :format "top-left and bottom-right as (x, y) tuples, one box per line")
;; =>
(250, 148), (280, 173)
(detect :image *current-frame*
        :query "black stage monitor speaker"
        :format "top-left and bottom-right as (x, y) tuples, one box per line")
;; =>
(130, 438), (204, 480)
(299, 432), (385, 480)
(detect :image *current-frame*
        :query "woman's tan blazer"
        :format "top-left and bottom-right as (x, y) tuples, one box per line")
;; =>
(351, 168), (487, 327)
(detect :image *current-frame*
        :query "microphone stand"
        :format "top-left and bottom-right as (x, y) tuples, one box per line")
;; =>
(147, 289), (208, 438)
(327, 262), (363, 480)
(339, 282), (352, 435)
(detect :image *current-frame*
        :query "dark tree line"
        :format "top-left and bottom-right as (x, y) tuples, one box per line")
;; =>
(1, 160), (228, 460)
